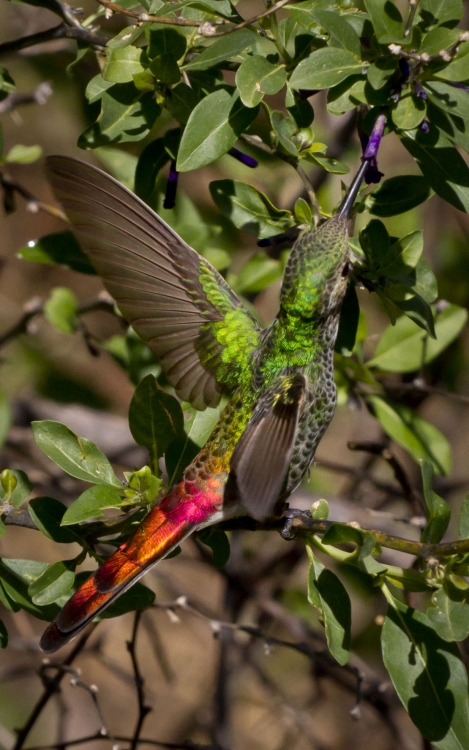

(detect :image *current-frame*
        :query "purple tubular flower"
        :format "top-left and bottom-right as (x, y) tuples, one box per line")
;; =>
(420, 120), (430, 133)
(413, 81), (427, 99)
(163, 160), (178, 209)
(228, 147), (258, 168)
(362, 113), (386, 161)
(451, 81), (469, 93)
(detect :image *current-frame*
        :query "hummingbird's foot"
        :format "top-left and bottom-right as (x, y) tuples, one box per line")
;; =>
(281, 508), (312, 540)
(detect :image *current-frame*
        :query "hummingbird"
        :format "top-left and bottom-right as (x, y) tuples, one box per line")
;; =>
(40, 154), (369, 653)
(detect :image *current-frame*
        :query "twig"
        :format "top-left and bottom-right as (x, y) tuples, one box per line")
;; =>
(0, 297), (116, 350)
(13, 625), (98, 750)
(0, 83), (53, 114)
(95, 0), (291, 37)
(0, 171), (68, 220)
(347, 440), (424, 514)
(381, 378), (469, 406)
(127, 611), (152, 750)
(19, 735), (218, 749)
(0, 23), (107, 57)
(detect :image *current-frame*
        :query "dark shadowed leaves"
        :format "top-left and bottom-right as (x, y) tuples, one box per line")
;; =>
(366, 175), (432, 216)
(17, 232), (96, 275)
(382, 596), (469, 749)
(420, 460), (450, 544)
(129, 375), (185, 471)
(210, 179), (293, 238)
(308, 549), (351, 665)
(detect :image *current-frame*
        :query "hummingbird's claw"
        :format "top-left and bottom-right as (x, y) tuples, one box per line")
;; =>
(281, 508), (311, 540)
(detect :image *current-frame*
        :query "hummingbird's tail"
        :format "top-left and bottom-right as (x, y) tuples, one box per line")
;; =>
(40, 485), (222, 653)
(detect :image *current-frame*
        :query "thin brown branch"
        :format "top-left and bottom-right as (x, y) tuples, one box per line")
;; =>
(0, 23), (107, 57)
(0, 171), (69, 221)
(13, 625), (98, 750)
(0, 82), (53, 113)
(127, 610), (152, 750)
(0, 297), (116, 350)
(95, 0), (291, 37)
(20, 734), (218, 749)
(381, 378), (469, 406)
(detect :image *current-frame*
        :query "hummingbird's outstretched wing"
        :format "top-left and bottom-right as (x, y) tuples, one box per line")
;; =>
(46, 156), (261, 410)
(228, 372), (306, 521)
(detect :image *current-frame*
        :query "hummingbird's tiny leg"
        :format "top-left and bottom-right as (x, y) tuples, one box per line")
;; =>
(281, 508), (309, 540)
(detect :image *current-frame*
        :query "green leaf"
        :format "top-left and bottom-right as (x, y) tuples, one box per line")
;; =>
(17, 231), (96, 275)
(270, 110), (299, 156)
(368, 396), (451, 475)
(0, 619), (7, 648)
(101, 581), (155, 618)
(364, 0), (405, 43)
(0, 64), (15, 93)
(425, 81), (469, 122)
(366, 175), (432, 217)
(94, 147), (138, 190)
(290, 47), (363, 91)
(434, 46), (469, 83)
(0, 560), (58, 621)
(28, 561), (75, 606)
(420, 27), (461, 56)
(146, 24), (186, 60)
(236, 56), (286, 108)
(379, 231), (424, 279)
(166, 405), (221, 485)
(62, 484), (124, 525)
(368, 304), (467, 372)
(107, 24), (147, 50)
(322, 523), (376, 560)
(44, 287), (79, 334)
(85, 74), (115, 104)
(307, 549), (351, 665)
(184, 28), (256, 71)
(309, 9), (361, 57)
(335, 283), (360, 356)
(233, 254), (282, 294)
(165, 82), (201, 125)
(367, 59), (398, 90)
(134, 138), (169, 199)
(150, 54), (181, 85)
(28, 496), (81, 543)
(210, 179), (293, 238)
(4, 144), (42, 164)
(78, 84), (161, 148)
(129, 375), (185, 471)
(304, 152), (349, 174)
(0, 469), (32, 509)
(419, 0), (463, 30)
(420, 460), (450, 544)
(293, 197), (312, 225)
(103, 46), (144, 83)
(400, 122), (469, 214)
(197, 527), (230, 568)
(458, 495), (469, 539)
(177, 90), (259, 172)
(392, 94), (426, 131)
(311, 498), (329, 520)
(0, 388), (11, 450)
(32, 420), (123, 487)
(427, 582), (469, 642)
(382, 597), (469, 749)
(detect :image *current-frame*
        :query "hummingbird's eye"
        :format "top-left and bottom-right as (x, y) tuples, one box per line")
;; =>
(341, 262), (350, 278)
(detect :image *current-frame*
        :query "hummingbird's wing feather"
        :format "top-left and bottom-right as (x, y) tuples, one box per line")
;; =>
(46, 156), (261, 410)
(229, 373), (306, 521)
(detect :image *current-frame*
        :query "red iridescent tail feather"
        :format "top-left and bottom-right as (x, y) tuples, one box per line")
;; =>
(40, 483), (222, 653)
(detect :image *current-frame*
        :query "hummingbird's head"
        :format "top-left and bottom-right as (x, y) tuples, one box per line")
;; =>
(279, 216), (350, 323)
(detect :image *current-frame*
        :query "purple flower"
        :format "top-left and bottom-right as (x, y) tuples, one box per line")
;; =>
(451, 81), (469, 94)
(228, 147), (258, 168)
(420, 120), (430, 133)
(362, 113), (386, 161)
(413, 81), (427, 99)
(163, 160), (178, 209)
